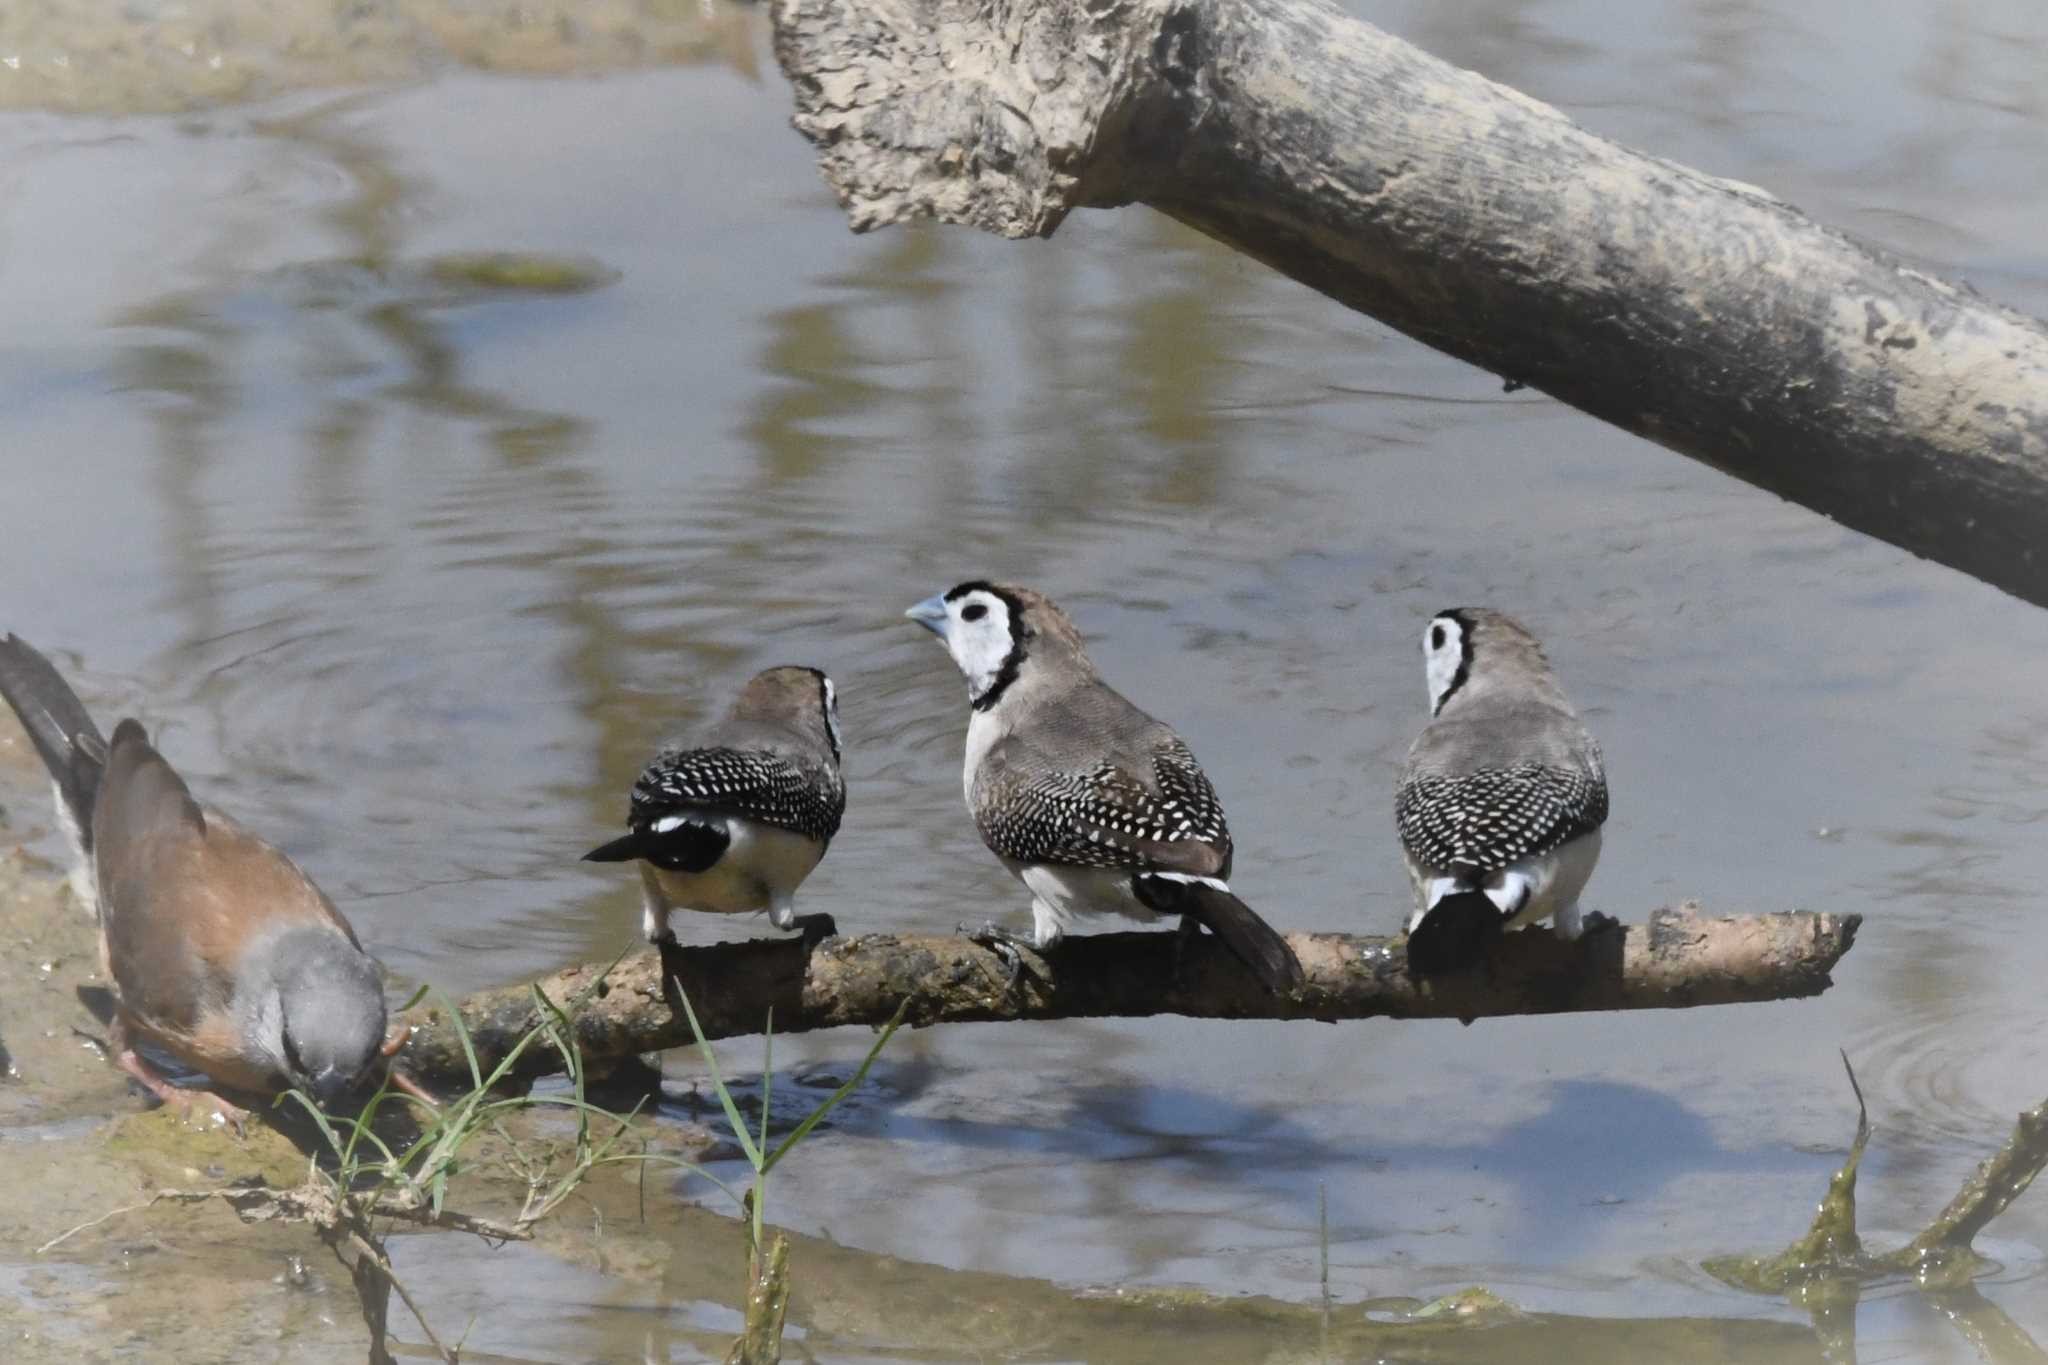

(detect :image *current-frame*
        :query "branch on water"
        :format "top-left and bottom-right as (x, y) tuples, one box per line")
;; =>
(393, 903), (1860, 1087)
(768, 0), (2048, 608)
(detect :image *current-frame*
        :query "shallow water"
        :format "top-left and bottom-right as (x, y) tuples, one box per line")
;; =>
(3, 0), (2048, 1358)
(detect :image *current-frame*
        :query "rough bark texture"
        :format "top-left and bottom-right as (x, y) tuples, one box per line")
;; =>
(771, 0), (2048, 607)
(394, 903), (1859, 1086)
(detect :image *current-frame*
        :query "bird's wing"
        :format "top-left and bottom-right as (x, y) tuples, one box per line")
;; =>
(975, 734), (1231, 878)
(628, 746), (844, 843)
(94, 720), (356, 1048)
(1396, 760), (1608, 874)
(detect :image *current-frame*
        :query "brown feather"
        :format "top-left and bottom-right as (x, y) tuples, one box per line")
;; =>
(93, 720), (358, 1074)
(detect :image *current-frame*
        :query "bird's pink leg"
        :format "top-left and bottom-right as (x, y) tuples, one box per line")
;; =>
(109, 1013), (247, 1134)
(378, 1022), (439, 1108)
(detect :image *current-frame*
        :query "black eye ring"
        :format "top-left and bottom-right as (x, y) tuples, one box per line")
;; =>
(1430, 624), (1446, 650)
(962, 603), (988, 622)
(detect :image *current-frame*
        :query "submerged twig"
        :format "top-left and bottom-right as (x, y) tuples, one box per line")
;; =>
(1710, 1055), (2048, 1363)
(1926, 1286), (2048, 1365)
(336, 1225), (455, 1364)
(1904, 1097), (2048, 1284)
(729, 1233), (792, 1365)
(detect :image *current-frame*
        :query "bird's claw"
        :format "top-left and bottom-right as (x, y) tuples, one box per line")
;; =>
(958, 922), (1047, 991)
(178, 1090), (248, 1138)
(795, 912), (839, 947)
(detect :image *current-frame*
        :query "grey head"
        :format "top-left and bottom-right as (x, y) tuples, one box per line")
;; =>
(905, 581), (1097, 711)
(1422, 608), (1572, 718)
(715, 665), (843, 766)
(237, 926), (388, 1107)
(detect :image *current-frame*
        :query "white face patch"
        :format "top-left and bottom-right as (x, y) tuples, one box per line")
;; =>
(1424, 614), (1467, 715)
(821, 675), (843, 759)
(943, 591), (1017, 704)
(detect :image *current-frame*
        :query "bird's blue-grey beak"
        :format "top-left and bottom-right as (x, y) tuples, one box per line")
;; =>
(308, 1066), (355, 1109)
(905, 595), (950, 638)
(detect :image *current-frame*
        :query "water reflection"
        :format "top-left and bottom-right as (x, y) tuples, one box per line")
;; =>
(4, 0), (2048, 1357)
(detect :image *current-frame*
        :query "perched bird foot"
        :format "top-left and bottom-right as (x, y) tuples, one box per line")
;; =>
(792, 912), (838, 947)
(379, 1021), (415, 1058)
(112, 1033), (246, 1134)
(187, 1092), (250, 1137)
(1581, 910), (1621, 935)
(386, 1067), (440, 1109)
(959, 922), (1048, 990)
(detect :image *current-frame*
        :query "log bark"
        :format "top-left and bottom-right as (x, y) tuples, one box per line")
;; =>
(769, 0), (2048, 608)
(395, 904), (1859, 1086)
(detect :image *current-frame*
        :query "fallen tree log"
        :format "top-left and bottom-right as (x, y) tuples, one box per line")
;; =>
(396, 904), (1859, 1086)
(769, 0), (2048, 608)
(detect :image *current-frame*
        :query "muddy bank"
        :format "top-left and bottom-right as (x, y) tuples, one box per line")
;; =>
(0, 725), (1830, 1364)
(0, 0), (764, 114)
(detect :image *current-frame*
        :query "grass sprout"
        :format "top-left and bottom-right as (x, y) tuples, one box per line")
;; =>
(672, 978), (909, 1362)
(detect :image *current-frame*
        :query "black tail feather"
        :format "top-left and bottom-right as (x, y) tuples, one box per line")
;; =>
(582, 832), (647, 863)
(0, 634), (108, 846)
(1404, 891), (1505, 978)
(582, 817), (730, 875)
(1136, 874), (1303, 992)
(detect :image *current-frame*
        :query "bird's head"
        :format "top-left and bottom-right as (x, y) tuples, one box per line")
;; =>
(252, 929), (389, 1109)
(731, 665), (843, 766)
(1422, 607), (1553, 717)
(905, 581), (1093, 711)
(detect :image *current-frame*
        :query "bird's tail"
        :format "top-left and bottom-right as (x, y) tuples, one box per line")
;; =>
(0, 634), (108, 853)
(1404, 889), (1504, 977)
(582, 814), (730, 875)
(582, 832), (647, 863)
(1136, 873), (1304, 992)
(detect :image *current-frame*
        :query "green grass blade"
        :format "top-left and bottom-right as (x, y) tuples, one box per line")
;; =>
(759, 1007), (775, 1156)
(279, 1089), (349, 1165)
(673, 977), (762, 1170)
(761, 1000), (908, 1177)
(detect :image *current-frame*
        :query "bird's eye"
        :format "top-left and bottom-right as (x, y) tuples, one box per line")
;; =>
(962, 603), (988, 622)
(1430, 624), (1446, 650)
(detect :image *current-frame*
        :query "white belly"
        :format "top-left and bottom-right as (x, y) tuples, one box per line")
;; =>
(1005, 860), (1167, 948)
(643, 818), (824, 921)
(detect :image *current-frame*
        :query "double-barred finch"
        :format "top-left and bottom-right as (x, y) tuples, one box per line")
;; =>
(1396, 608), (1608, 977)
(584, 666), (845, 945)
(906, 582), (1303, 992)
(0, 635), (405, 1122)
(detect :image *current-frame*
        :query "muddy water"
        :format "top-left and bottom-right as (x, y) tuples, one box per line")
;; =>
(3, 0), (2048, 1359)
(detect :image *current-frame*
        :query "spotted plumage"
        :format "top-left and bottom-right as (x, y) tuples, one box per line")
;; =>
(631, 746), (843, 846)
(1398, 608), (1608, 976)
(908, 583), (1300, 991)
(975, 741), (1230, 872)
(584, 665), (844, 945)
(1395, 760), (1606, 875)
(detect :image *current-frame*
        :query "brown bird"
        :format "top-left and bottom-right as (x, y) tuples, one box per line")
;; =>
(0, 635), (406, 1123)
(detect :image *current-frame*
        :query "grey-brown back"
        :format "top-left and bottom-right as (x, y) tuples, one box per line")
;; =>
(95, 720), (360, 1047)
(971, 677), (1232, 878)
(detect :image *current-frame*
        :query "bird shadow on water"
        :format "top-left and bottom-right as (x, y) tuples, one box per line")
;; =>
(653, 1051), (1816, 1272)
(1371, 1078), (1827, 1255)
